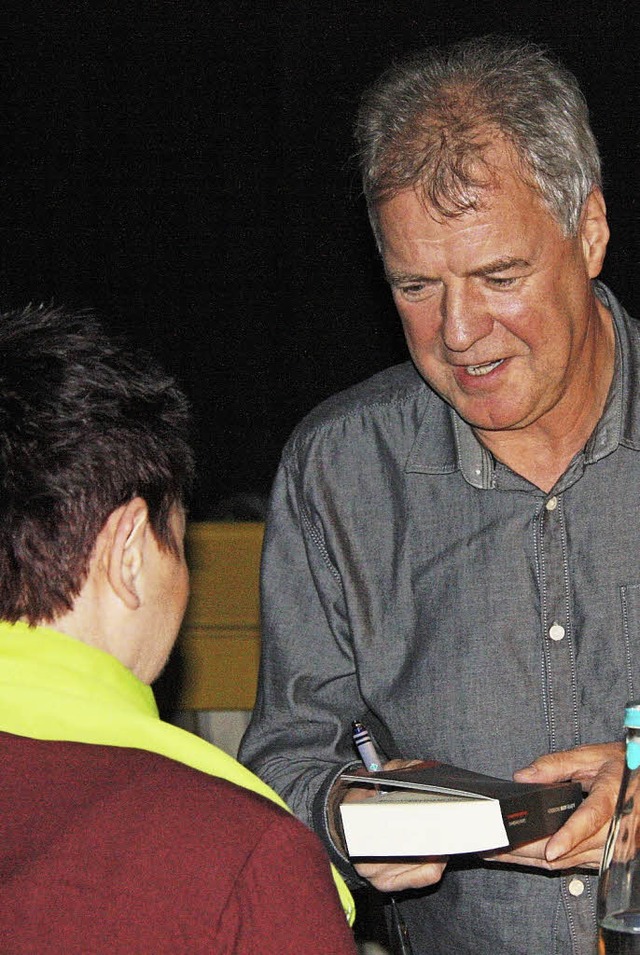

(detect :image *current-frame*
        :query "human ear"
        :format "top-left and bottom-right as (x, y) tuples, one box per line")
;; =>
(580, 188), (610, 279)
(106, 498), (149, 610)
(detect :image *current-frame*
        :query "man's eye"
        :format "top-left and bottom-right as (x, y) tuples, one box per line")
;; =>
(486, 275), (518, 288)
(397, 282), (432, 299)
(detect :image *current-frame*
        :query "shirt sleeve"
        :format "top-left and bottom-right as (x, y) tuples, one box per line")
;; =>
(216, 812), (359, 955)
(238, 450), (365, 873)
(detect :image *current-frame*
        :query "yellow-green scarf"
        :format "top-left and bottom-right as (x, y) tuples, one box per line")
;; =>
(0, 620), (354, 924)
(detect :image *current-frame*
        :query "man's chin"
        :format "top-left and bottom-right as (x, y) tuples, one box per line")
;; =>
(451, 402), (533, 434)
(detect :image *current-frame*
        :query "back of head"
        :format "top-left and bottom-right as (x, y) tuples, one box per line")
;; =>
(356, 35), (601, 237)
(0, 305), (194, 625)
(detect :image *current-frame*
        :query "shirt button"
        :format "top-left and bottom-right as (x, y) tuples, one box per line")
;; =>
(549, 623), (565, 641)
(546, 496), (558, 511)
(568, 877), (585, 897)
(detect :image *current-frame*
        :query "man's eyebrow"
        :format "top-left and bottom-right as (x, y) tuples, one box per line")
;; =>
(385, 269), (435, 285)
(471, 257), (530, 277)
(385, 257), (531, 285)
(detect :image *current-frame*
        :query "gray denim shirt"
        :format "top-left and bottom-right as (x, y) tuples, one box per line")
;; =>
(240, 282), (640, 954)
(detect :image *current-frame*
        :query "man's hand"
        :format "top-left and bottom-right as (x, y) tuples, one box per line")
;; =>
(486, 741), (624, 871)
(353, 856), (447, 892)
(333, 758), (448, 892)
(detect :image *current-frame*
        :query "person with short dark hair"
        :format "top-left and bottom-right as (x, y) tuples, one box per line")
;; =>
(0, 305), (356, 954)
(240, 37), (633, 954)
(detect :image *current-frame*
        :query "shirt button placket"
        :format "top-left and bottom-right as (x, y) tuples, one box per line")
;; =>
(540, 494), (593, 950)
(539, 494), (576, 753)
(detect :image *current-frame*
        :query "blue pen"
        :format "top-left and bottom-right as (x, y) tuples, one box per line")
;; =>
(352, 719), (382, 771)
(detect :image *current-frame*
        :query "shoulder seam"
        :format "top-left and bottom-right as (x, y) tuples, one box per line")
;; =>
(285, 376), (429, 462)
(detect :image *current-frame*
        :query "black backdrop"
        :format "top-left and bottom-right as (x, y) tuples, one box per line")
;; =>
(3, 1), (639, 517)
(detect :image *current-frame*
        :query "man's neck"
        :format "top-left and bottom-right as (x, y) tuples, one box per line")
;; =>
(478, 427), (594, 493)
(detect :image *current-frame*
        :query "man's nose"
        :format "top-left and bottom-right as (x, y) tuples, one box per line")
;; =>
(440, 284), (493, 351)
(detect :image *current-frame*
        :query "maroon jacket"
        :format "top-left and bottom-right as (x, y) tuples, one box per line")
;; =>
(0, 731), (357, 954)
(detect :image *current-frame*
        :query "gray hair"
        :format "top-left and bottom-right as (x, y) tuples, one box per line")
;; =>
(355, 36), (602, 237)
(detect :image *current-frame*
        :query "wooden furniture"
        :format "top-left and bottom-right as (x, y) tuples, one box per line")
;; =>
(175, 521), (264, 710)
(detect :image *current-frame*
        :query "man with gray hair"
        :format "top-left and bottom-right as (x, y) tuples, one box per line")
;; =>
(241, 37), (629, 953)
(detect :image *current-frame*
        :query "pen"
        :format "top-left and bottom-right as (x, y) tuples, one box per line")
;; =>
(351, 720), (415, 955)
(352, 719), (382, 771)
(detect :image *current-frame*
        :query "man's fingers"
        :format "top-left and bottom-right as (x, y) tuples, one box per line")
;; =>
(354, 858), (447, 892)
(486, 828), (603, 871)
(545, 755), (623, 861)
(514, 741), (623, 866)
(514, 742), (624, 787)
(491, 844), (602, 871)
(545, 797), (610, 861)
(488, 748), (624, 872)
(484, 836), (549, 865)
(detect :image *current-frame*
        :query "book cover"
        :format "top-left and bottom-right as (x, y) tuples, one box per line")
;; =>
(338, 760), (582, 857)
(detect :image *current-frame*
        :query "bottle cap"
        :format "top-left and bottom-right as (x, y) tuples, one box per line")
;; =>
(625, 701), (640, 728)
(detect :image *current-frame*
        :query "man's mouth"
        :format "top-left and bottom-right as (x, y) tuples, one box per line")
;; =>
(466, 359), (504, 377)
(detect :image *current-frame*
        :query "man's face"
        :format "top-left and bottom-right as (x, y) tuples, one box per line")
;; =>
(378, 146), (609, 438)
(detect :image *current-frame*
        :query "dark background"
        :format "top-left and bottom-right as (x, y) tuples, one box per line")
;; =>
(3, 1), (639, 518)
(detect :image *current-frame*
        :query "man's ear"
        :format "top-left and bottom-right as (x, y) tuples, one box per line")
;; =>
(106, 498), (150, 610)
(581, 188), (610, 279)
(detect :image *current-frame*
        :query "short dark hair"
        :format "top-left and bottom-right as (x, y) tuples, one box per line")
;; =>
(0, 305), (194, 624)
(356, 36), (601, 238)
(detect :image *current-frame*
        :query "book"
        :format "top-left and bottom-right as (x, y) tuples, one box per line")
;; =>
(338, 760), (582, 857)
